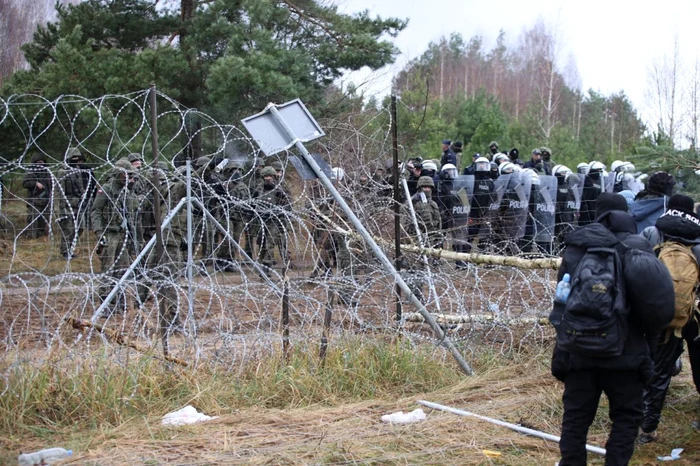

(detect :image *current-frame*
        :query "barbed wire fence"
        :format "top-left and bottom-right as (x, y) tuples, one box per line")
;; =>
(0, 90), (559, 382)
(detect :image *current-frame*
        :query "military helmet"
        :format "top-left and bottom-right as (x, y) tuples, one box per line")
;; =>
(127, 153), (143, 163)
(489, 141), (499, 149)
(195, 156), (211, 168)
(229, 159), (244, 170)
(261, 166), (277, 177)
(540, 146), (552, 155)
(417, 176), (434, 189)
(30, 153), (47, 164)
(66, 147), (84, 161)
(271, 160), (284, 171)
(115, 158), (133, 170)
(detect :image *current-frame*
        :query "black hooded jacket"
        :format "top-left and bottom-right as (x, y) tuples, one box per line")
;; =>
(550, 210), (673, 381)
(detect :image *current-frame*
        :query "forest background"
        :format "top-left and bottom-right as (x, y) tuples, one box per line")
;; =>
(1, 0), (699, 195)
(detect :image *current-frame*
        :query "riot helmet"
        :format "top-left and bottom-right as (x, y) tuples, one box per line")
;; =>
(589, 161), (606, 173)
(440, 163), (457, 180)
(494, 153), (509, 165)
(523, 168), (540, 186)
(422, 160), (438, 174)
(499, 162), (517, 175)
(576, 162), (590, 175)
(474, 157), (490, 172)
(331, 167), (345, 182)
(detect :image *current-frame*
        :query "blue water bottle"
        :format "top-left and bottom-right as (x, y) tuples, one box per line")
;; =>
(555, 273), (571, 303)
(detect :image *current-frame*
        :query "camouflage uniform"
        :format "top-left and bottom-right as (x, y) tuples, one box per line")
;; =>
(218, 161), (250, 267)
(91, 159), (138, 315)
(402, 176), (441, 302)
(155, 174), (188, 334)
(241, 159), (263, 259)
(256, 166), (291, 270)
(22, 153), (52, 238)
(56, 148), (86, 258)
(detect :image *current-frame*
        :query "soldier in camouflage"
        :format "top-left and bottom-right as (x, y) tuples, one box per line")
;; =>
(217, 160), (250, 269)
(243, 157), (265, 260)
(56, 148), (87, 259)
(402, 176), (441, 302)
(91, 158), (138, 317)
(256, 166), (292, 272)
(22, 153), (52, 239)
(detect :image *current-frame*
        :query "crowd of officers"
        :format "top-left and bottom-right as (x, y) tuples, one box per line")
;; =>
(21, 149), (291, 322)
(20, 140), (671, 314)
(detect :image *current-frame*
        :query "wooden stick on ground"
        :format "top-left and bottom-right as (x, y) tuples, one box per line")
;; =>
(69, 318), (189, 367)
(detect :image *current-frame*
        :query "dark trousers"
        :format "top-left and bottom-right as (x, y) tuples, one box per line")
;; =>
(560, 369), (644, 466)
(642, 334), (684, 433)
(682, 318), (700, 395)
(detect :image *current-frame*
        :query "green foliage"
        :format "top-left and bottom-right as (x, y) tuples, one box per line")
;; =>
(3, 0), (406, 123)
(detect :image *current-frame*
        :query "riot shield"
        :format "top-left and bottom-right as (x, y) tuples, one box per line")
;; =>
(533, 175), (557, 244)
(450, 175), (473, 248)
(604, 171), (615, 193)
(568, 173), (583, 213)
(507, 171), (532, 240)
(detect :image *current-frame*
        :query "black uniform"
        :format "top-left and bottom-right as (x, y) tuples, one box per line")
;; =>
(578, 171), (604, 226)
(467, 172), (494, 252)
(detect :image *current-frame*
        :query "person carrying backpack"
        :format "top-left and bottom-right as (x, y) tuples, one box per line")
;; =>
(549, 193), (675, 466)
(639, 193), (700, 442)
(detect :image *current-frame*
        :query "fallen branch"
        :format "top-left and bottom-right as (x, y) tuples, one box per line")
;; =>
(403, 312), (551, 325)
(69, 318), (189, 367)
(310, 203), (562, 270)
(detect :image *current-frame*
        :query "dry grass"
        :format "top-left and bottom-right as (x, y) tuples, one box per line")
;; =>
(1, 343), (699, 465)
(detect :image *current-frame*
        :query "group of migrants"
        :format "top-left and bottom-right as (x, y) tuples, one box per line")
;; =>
(547, 186), (700, 464)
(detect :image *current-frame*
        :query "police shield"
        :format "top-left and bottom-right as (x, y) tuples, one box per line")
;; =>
(486, 174), (510, 222)
(451, 175), (474, 247)
(604, 171), (615, 193)
(504, 171), (531, 240)
(567, 173), (584, 212)
(533, 175), (557, 243)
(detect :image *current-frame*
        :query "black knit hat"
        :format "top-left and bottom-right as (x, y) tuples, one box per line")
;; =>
(647, 171), (675, 196)
(668, 193), (694, 213)
(595, 192), (629, 219)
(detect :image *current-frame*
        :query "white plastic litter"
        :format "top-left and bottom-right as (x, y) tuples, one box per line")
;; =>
(381, 408), (426, 424)
(162, 405), (218, 426)
(657, 448), (683, 461)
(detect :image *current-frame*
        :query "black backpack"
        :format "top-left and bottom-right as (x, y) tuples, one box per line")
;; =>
(555, 244), (628, 357)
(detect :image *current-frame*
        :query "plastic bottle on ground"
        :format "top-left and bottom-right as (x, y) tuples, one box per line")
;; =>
(18, 447), (73, 465)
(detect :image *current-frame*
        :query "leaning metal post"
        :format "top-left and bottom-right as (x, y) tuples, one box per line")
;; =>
(90, 197), (187, 323)
(266, 104), (473, 376)
(185, 158), (195, 328)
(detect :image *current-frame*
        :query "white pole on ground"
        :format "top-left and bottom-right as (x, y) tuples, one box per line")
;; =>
(417, 400), (606, 457)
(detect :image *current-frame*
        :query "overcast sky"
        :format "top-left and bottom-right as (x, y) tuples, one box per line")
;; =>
(336, 0), (698, 123)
